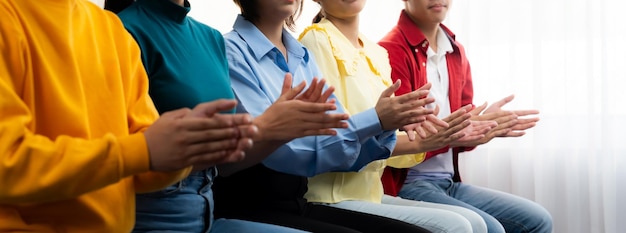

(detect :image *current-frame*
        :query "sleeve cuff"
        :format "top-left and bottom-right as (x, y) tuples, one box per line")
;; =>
(118, 133), (151, 178)
(350, 108), (384, 143)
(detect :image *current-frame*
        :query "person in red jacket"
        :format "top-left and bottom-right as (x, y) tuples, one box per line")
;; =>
(378, 0), (553, 233)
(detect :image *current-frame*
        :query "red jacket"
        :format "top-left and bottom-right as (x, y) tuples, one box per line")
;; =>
(378, 10), (475, 196)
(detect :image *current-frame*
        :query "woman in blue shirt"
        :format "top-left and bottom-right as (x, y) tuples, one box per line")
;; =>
(212, 0), (434, 232)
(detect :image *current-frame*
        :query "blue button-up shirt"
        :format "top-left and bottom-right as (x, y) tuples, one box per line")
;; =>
(225, 15), (396, 177)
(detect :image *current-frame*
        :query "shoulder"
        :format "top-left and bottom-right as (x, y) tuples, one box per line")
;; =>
(298, 23), (333, 47)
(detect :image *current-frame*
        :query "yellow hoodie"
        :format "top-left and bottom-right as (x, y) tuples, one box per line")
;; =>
(0, 0), (189, 232)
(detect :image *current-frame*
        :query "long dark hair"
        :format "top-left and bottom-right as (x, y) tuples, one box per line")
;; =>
(104, 0), (134, 13)
(312, 9), (324, 23)
(233, 0), (304, 31)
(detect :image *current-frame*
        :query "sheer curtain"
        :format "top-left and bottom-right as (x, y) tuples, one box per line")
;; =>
(445, 1), (626, 233)
(90, 0), (625, 232)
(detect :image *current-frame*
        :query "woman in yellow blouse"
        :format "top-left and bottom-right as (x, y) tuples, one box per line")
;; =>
(299, 0), (492, 232)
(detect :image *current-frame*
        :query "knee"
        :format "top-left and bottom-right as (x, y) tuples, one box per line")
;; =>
(529, 208), (553, 233)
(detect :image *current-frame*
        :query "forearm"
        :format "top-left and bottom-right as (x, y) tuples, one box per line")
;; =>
(0, 132), (150, 204)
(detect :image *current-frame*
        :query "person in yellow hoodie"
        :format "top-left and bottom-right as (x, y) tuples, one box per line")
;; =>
(298, 0), (499, 232)
(0, 0), (261, 232)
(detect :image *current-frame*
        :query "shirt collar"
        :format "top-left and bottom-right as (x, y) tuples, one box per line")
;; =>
(315, 18), (382, 76)
(427, 27), (454, 57)
(396, 10), (457, 55)
(232, 15), (309, 63)
(136, 0), (190, 24)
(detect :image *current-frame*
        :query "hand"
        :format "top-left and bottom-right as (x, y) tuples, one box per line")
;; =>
(471, 95), (540, 138)
(253, 73), (349, 141)
(293, 76), (335, 103)
(403, 104), (448, 141)
(145, 99), (256, 172)
(376, 81), (435, 130)
(409, 106), (473, 152)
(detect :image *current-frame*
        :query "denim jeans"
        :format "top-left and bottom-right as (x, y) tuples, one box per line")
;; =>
(133, 169), (308, 233)
(399, 178), (553, 233)
(319, 196), (477, 233)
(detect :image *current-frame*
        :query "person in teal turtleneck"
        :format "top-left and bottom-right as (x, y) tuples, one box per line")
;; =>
(111, 0), (349, 232)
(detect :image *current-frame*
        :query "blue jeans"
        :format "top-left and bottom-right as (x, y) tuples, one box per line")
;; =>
(133, 169), (308, 233)
(399, 179), (553, 233)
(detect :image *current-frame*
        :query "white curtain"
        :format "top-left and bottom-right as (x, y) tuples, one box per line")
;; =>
(88, 0), (624, 232)
(447, 1), (626, 233)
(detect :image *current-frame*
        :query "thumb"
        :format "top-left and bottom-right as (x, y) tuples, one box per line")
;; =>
(490, 94), (515, 110)
(380, 80), (401, 98)
(278, 73), (306, 101)
(470, 102), (487, 116)
(188, 99), (238, 118)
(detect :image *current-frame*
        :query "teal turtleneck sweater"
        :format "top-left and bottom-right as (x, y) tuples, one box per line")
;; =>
(117, 0), (234, 114)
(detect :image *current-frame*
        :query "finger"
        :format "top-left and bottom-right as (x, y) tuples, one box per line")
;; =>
(421, 121), (438, 135)
(395, 90), (431, 105)
(301, 114), (350, 126)
(319, 86), (335, 103)
(417, 82), (432, 91)
(307, 78), (326, 102)
(297, 102), (340, 113)
(415, 126), (427, 139)
(426, 115), (448, 128)
(301, 129), (338, 137)
(490, 128), (512, 137)
(444, 120), (471, 137)
(479, 111), (515, 121)
(443, 108), (467, 122)
(445, 112), (471, 128)
(238, 125), (259, 139)
(299, 77), (318, 100)
(183, 128), (241, 144)
(512, 109), (540, 117)
(380, 80), (401, 98)
(179, 114), (250, 132)
(406, 130), (417, 141)
(281, 73), (294, 96)
(469, 102), (488, 116)
(397, 110), (432, 124)
(456, 134), (483, 142)
(235, 137), (254, 152)
(394, 97), (433, 117)
(447, 131), (467, 142)
(510, 122), (537, 131)
(493, 115), (518, 126)
(186, 138), (240, 157)
(278, 80), (307, 101)
(505, 131), (526, 137)
(490, 94), (515, 109)
(161, 108), (192, 119)
(188, 99), (238, 118)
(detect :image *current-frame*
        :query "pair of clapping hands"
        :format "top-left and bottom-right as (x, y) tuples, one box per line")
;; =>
(400, 85), (540, 152)
(142, 73), (347, 173)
